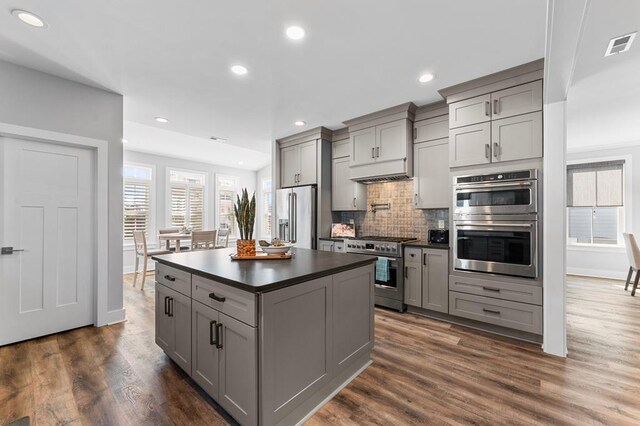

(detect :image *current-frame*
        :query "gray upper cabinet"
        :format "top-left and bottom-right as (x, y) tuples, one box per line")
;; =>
(491, 111), (543, 163)
(332, 138), (351, 159)
(350, 127), (377, 167)
(491, 80), (542, 120)
(422, 249), (448, 313)
(332, 157), (367, 211)
(449, 94), (491, 129)
(413, 138), (450, 209)
(280, 140), (317, 187)
(156, 283), (192, 375)
(449, 122), (491, 168)
(414, 115), (449, 143)
(447, 80), (543, 167)
(376, 120), (407, 163)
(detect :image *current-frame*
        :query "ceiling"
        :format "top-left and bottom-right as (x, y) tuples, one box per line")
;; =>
(0, 0), (546, 168)
(567, 0), (640, 149)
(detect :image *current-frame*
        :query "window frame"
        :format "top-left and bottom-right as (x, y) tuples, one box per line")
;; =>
(123, 162), (156, 248)
(215, 174), (240, 240)
(261, 177), (273, 239)
(566, 155), (632, 249)
(166, 167), (209, 232)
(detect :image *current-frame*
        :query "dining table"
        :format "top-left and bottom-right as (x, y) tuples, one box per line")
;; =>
(158, 232), (192, 252)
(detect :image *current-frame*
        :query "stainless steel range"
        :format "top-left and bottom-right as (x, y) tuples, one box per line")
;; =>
(346, 236), (417, 311)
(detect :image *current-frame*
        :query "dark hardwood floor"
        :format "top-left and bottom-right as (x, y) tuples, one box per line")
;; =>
(2, 274), (640, 425)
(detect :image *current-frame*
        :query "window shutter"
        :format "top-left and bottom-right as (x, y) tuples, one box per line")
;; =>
(567, 160), (624, 207)
(188, 186), (204, 231)
(123, 182), (150, 240)
(171, 185), (187, 228)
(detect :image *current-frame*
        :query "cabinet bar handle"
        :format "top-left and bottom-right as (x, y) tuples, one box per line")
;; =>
(209, 320), (218, 345)
(482, 286), (501, 292)
(493, 99), (499, 115)
(164, 275), (176, 282)
(353, 197), (356, 208)
(493, 143), (499, 158)
(209, 292), (226, 303)
(414, 194), (418, 206)
(168, 297), (174, 317)
(404, 266), (408, 279)
(485, 101), (490, 117)
(164, 296), (170, 315)
(413, 127), (417, 140)
(485, 144), (490, 159)
(482, 308), (501, 315)
(371, 147), (375, 158)
(423, 253), (427, 266)
(376, 147), (380, 158)
(215, 323), (223, 349)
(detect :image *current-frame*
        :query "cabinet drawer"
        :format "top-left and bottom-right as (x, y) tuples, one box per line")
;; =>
(156, 263), (191, 297)
(192, 275), (257, 327)
(449, 275), (542, 305)
(404, 247), (422, 262)
(449, 291), (542, 335)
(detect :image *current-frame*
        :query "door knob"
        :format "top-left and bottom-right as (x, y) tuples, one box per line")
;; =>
(1, 247), (24, 255)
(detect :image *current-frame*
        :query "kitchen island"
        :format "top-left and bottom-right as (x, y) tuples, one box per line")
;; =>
(152, 247), (376, 426)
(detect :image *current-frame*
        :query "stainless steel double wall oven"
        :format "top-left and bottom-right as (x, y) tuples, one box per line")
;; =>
(453, 170), (539, 279)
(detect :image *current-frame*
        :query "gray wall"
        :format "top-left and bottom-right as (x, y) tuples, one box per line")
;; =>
(123, 150), (257, 272)
(0, 59), (124, 315)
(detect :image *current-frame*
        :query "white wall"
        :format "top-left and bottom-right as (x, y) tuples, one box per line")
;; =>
(255, 164), (273, 241)
(123, 150), (257, 272)
(0, 59), (124, 322)
(565, 143), (640, 279)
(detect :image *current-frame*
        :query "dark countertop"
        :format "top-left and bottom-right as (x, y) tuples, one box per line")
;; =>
(318, 237), (347, 242)
(403, 241), (450, 250)
(152, 247), (376, 293)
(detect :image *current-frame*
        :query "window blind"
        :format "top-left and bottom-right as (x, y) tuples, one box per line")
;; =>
(170, 185), (187, 228)
(123, 182), (151, 240)
(567, 160), (624, 207)
(170, 185), (205, 230)
(188, 186), (204, 231)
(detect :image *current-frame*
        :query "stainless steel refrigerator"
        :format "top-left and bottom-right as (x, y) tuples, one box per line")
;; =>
(276, 185), (316, 250)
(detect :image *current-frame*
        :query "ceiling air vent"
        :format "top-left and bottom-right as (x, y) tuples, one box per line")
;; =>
(605, 32), (637, 56)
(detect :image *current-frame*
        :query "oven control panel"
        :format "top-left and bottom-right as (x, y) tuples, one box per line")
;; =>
(456, 169), (536, 184)
(346, 242), (399, 256)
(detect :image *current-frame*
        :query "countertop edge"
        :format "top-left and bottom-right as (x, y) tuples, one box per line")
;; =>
(402, 241), (450, 250)
(152, 256), (377, 293)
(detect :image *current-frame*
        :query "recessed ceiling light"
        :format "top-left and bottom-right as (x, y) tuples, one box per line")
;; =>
(11, 10), (47, 28)
(121, 138), (129, 144)
(294, 120), (306, 126)
(238, 161), (244, 165)
(231, 65), (248, 75)
(286, 26), (305, 40)
(418, 73), (436, 83)
(155, 117), (169, 123)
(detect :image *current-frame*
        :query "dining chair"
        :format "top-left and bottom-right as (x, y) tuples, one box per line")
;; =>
(623, 233), (640, 296)
(133, 230), (171, 290)
(191, 230), (218, 251)
(216, 228), (230, 248)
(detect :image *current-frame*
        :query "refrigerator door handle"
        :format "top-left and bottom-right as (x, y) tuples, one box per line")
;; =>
(288, 192), (293, 242)
(292, 192), (297, 243)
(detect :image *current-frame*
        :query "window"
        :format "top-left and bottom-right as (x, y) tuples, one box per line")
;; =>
(567, 160), (625, 245)
(262, 178), (273, 238)
(217, 175), (238, 238)
(123, 164), (153, 241)
(169, 169), (206, 231)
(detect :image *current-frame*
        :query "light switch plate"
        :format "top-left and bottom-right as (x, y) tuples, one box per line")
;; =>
(438, 220), (445, 229)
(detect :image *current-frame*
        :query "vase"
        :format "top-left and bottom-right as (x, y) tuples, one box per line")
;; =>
(236, 239), (256, 257)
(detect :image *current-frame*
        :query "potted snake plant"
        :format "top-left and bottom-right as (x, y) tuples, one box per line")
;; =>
(234, 188), (256, 256)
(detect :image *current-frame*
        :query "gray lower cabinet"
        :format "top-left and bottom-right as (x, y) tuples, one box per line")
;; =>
(403, 247), (448, 313)
(156, 283), (192, 375)
(319, 240), (334, 252)
(192, 301), (258, 426)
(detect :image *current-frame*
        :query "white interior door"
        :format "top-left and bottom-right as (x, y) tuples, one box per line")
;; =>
(1, 137), (95, 345)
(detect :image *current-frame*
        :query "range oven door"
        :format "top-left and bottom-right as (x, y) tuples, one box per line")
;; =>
(454, 180), (537, 216)
(454, 219), (538, 278)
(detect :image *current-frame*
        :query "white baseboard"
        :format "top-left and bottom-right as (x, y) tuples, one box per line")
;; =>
(100, 308), (126, 326)
(566, 267), (626, 281)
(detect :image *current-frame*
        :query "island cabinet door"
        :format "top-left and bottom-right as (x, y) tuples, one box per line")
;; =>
(169, 288), (192, 375)
(156, 283), (174, 353)
(260, 276), (333, 426)
(332, 265), (375, 373)
(218, 313), (258, 426)
(191, 301), (220, 400)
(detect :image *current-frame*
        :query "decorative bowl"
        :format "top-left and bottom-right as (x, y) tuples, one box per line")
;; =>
(261, 244), (293, 255)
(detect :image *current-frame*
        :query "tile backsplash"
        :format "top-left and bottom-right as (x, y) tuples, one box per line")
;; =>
(332, 180), (449, 239)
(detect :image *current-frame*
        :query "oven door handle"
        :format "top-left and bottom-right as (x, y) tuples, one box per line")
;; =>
(455, 222), (533, 229)
(454, 181), (532, 191)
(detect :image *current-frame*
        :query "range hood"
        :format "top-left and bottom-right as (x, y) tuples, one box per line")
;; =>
(351, 170), (411, 184)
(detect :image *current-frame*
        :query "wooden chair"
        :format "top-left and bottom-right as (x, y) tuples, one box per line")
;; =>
(623, 233), (640, 296)
(191, 230), (218, 251)
(216, 228), (230, 248)
(133, 230), (171, 290)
